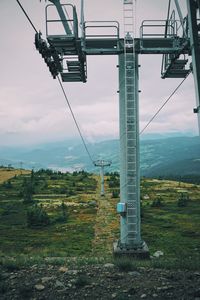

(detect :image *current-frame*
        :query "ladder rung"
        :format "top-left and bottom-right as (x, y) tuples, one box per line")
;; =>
(124, 33), (134, 36)
(124, 2), (134, 6)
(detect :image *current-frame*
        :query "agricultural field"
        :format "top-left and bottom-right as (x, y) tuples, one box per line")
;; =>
(0, 167), (30, 184)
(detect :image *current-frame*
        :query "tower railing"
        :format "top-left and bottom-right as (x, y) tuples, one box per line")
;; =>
(84, 21), (120, 39)
(45, 4), (78, 38)
(140, 19), (179, 38)
(83, 21), (120, 53)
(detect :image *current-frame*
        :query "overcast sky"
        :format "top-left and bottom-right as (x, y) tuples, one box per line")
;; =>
(0, 0), (198, 146)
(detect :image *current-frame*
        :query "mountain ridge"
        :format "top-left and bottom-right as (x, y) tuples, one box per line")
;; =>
(0, 136), (199, 176)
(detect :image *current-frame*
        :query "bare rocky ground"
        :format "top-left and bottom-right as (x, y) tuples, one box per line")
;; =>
(1, 263), (200, 300)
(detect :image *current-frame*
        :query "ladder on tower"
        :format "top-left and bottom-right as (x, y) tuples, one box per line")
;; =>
(123, 0), (138, 246)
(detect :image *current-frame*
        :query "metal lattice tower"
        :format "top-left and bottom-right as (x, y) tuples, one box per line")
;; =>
(94, 160), (112, 196)
(35, 0), (200, 258)
(123, 0), (140, 247)
(114, 0), (148, 255)
(187, 0), (200, 134)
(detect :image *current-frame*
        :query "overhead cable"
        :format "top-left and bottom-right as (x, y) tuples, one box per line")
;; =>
(57, 76), (94, 163)
(140, 73), (191, 135)
(16, 0), (38, 33)
(16, 0), (94, 164)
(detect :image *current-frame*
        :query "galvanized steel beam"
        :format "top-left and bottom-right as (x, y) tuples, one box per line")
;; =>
(187, 0), (200, 134)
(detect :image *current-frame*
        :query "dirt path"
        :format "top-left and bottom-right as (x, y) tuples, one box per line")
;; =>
(92, 176), (119, 255)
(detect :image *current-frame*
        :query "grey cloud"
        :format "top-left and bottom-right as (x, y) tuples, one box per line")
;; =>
(0, 0), (198, 146)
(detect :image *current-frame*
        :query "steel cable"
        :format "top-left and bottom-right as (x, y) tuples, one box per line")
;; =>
(16, 0), (95, 164)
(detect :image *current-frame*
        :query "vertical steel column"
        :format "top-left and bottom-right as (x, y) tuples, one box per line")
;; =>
(187, 0), (200, 134)
(174, 0), (187, 37)
(119, 53), (128, 244)
(94, 160), (111, 196)
(118, 52), (142, 248)
(126, 52), (141, 246)
(100, 166), (105, 196)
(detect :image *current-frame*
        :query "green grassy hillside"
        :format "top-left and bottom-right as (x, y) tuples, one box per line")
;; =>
(141, 178), (200, 267)
(0, 168), (200, 269)
(0, 168), (98, 257)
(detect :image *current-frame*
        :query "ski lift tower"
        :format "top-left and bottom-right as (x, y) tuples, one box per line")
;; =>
(36, 0), (200, 258)
(94, 160), (112, 196)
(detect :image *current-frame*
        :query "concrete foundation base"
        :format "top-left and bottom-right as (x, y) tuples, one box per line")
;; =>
(113, 240), (150, 259)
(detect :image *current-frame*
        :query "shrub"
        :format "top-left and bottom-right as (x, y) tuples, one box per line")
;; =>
(75, 274), (90, 287)
(112, 189), (120, 198)
(141, 204), (144, 219)
(3, 180), (12, 189)
(22, 178), (35, 203)
(0, 282), (9, 294)
(114, 257), (138, 272)
(68, 189), (76, 196)
(53, 201), (68, 223)
(151, 197), (163, 208)
(177, 193), (190, 207)
(109, 179), (120, 188)
(116, 294), (131, 300)
(19, 285), (33, 299)
(1, 259), (21, 271)
(61, 201), (67, 217)
(27, 204), (50, 228)
(59, 187), (68, 194)
(23, 190), (34, 204)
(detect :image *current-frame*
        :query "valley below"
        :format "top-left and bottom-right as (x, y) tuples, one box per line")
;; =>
(1, 136), (200, 180)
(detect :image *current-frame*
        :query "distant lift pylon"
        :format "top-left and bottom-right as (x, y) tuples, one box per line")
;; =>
(36, 0), (200, 257)
(94, 160), (112, 197)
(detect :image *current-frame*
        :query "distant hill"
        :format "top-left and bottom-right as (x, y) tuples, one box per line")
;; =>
(0, 136), (199, 177)
(140, 137), (200, 176)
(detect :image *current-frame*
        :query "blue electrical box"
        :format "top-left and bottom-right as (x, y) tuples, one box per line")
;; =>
(117, 202), (127, 214)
